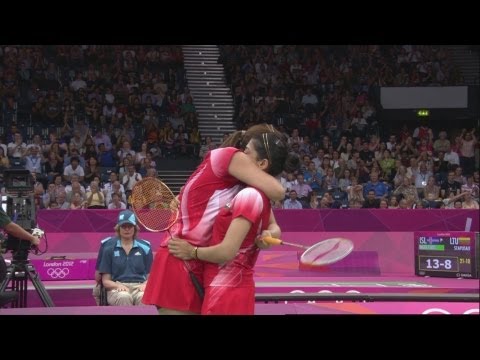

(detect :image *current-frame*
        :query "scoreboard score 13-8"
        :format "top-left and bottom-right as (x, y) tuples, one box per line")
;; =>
(414, 231), (479, 279)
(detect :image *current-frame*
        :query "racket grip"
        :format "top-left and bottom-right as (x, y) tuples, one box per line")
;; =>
(189, 271), (205, 299)
(262, 236), (283, 246)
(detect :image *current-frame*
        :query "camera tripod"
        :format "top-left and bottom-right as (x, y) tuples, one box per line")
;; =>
(0, 249), (55, 308)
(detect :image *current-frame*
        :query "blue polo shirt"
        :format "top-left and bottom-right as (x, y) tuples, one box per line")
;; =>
(97, 238), (153, 283)
(95, 237), (116, 270)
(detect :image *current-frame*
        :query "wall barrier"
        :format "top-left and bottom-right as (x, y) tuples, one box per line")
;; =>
(37, 209), (479, 233)
(30, 209), (478, 280)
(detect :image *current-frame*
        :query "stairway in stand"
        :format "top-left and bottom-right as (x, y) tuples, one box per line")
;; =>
(157, 169), (193, 195)
(182, 45), (237, 144)
(449, 45), (480, 85)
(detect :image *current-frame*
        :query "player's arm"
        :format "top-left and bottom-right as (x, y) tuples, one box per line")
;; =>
(255, 209), (281, 249)
(228, 152), (284, 201)
(168, 217), (252, 264)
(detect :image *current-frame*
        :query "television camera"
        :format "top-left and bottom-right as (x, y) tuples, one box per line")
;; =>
(0, 169), (54, 307)
(1, 169), (36, 252)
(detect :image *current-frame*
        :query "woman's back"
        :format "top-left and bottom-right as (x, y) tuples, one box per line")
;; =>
(167, 147), (242, 247)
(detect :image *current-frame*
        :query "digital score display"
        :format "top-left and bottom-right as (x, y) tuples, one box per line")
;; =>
(415, 231), (478, 279)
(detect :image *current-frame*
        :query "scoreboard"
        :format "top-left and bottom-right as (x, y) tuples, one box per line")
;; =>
(414, 231), (478, 279)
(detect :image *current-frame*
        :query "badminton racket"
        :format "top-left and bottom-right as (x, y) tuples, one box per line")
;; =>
(131, 178), (204, 298)
(131, 178), (179, 232)
(262, 236), (354, 266)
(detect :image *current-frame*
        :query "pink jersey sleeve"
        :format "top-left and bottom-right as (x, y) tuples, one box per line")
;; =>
(230, 188), (264, 224)
(210, 147), (239, 178)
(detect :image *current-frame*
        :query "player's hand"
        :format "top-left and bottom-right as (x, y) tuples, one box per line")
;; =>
(256, 230), (273, 249)
(168, 238), (194, 260)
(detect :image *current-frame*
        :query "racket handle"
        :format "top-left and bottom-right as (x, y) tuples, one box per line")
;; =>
(189, 271), (204, 299)
(262, 236), (283, 246)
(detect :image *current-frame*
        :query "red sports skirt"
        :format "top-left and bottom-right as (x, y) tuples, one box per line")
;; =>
(201, 265), (255, 315)
(201, 285), (255, 315)
(142, 247), (204, 314)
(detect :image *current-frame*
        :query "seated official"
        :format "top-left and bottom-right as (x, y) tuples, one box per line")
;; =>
(96, 210), (153, 306)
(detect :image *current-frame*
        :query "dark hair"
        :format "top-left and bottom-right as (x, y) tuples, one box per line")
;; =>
(249, 132), (300, 177)
(221, 123), (285, 150)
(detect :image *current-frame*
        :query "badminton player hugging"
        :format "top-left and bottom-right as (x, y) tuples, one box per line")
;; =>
(168, 132), (299, 315)
(142, 124), (288, 315)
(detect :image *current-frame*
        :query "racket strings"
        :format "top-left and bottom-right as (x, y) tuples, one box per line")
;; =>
(131, 178), (178, 232)
(301, 238), (354, 266)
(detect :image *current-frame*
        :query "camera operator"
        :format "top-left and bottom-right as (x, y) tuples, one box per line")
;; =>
(1, 206), (41, 284)
(0, 207), (40, 248)
(0, 207), (41, 306)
